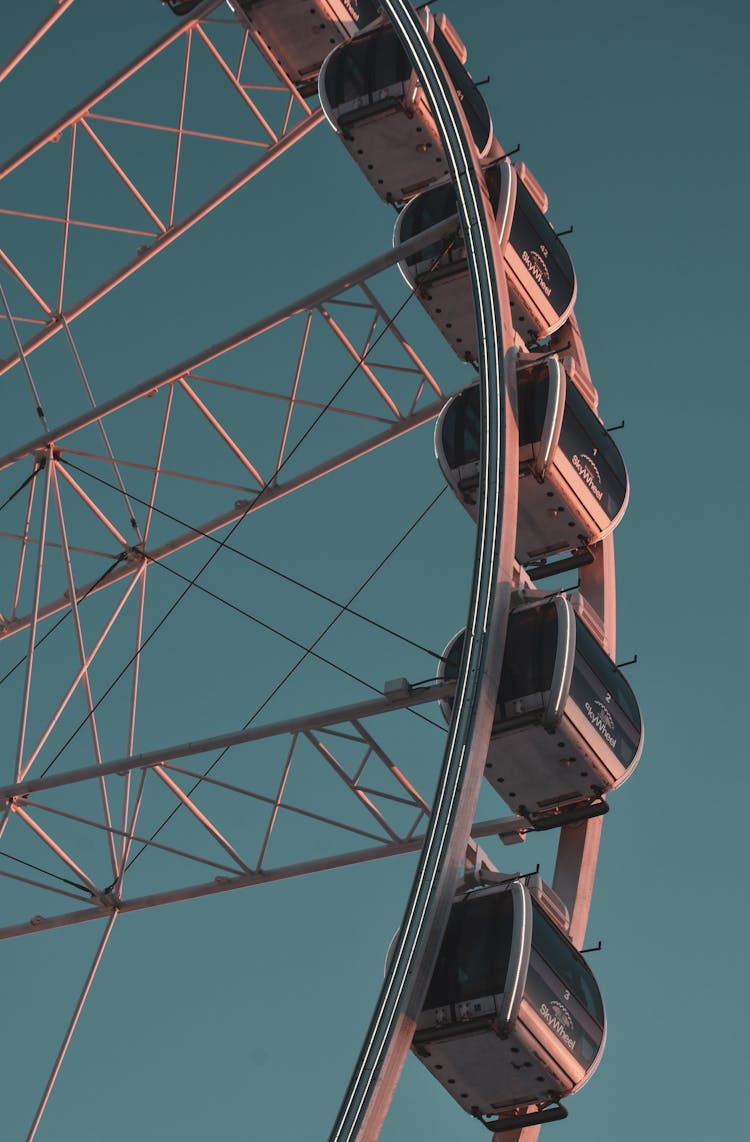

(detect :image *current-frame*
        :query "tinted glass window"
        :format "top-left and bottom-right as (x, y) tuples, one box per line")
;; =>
(444, 605), (558, 718)
(530, 903), (603, 1024)
(400, 182), (460, 269)
(433, 25), (491, 153)
(353, 0), (380, 28)
(442, 630), (464, 685)
(423, 902), (462, 1009)
(423, 891), (514, 1009)
(400, 158), (508, 272)
(324, 25), (410, 108)
(498, 603), (558, 704)
(574, 618), (640, 724)
(558, 382), (628, 520)
(440, 365), (551, 470)
(524, 902), (605, 1069)
(325, 35), (369, 106)
(569, 617), (641, 769)
(455, 891), (514, 1002)
(517, 366), (551, 447)
(441, 385), (480, 469)
(508, 178), (575, 320)
(168, 0), (203, 13)
(370, 24), (412, 90)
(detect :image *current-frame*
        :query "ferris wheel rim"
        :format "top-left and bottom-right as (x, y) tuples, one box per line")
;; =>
(0, 6), (510, 1136)
(327, 1), (519, 1137)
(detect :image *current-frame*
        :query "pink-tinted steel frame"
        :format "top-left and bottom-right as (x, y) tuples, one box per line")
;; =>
(51, 459), (120, 881)
(26, 913), (117, 1142)
(0, 0), (78, 87)
(0, 220), (467, 1136)
(0, 2), (322, 381)
(0, 5), (621, 1138)
(0, 9), (478, 1130)
(0, 223), (456, 678)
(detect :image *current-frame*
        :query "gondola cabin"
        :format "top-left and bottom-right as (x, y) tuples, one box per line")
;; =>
(435, 367), (629, 564)
(394, 158), (514, 359)
(226, 0), (381, 88)
(438, 598), (643, 826)
(318, 10), (493, 202)
(395, 159), (576, 354)
(412, 879), (606, 1132)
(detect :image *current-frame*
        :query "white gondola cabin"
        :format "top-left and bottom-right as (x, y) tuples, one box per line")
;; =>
(413, 878), (606, 1132)
(318, 10), (493, 202)
(227, 1), (381, 88)
(438, 597), (643, 826)
(435, 367), (629, 565)
(394, 158), (576, 353)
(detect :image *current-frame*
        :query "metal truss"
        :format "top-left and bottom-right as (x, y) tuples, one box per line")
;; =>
(0, 680), (536, 941)
(0, 201), (471, 1129)
(0, 4), (622, 1140)
(0, 228), (454, 639)
(0, 229), (470, 906)
(0, 0), (321, 374)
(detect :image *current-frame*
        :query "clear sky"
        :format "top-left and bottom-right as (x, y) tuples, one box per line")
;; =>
(0, 1), (748, 1139)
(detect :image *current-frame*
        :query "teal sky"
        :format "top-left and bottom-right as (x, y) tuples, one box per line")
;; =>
(1, 1), (748, 1139)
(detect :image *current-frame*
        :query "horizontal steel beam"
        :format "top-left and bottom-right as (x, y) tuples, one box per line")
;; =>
(0, 809), (527, 941)
(0, 396), (444, 639)
(0, 682), (454, 802)
(0, 215), (456, 471)
(0, 109), (324, 381)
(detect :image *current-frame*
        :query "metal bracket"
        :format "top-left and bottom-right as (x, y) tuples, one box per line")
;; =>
(527, 547), (595, 582)
(476, 1101), (568, 1133)
(522, 796), (609, 832)
(383, 677), (412, 702)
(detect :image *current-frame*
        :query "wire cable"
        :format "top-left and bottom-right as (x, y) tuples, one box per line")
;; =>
(59, 456), (444, 662)
(0, 847), (94, 896)
(0, 551), (129, 689)
(122, 485), (449, 875)
(36, 253), (457, 780)
(0, 461), (42, 516)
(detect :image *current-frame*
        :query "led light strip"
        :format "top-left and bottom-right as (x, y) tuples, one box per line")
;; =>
(329, 2), (517, 1138)
(504, 883), (530, 1022)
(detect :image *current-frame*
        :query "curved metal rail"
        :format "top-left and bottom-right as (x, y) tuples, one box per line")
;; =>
(329, 2), (520, 1138)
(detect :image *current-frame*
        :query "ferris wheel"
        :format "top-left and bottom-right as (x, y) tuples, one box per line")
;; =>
(0, 3), (641, 1140)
